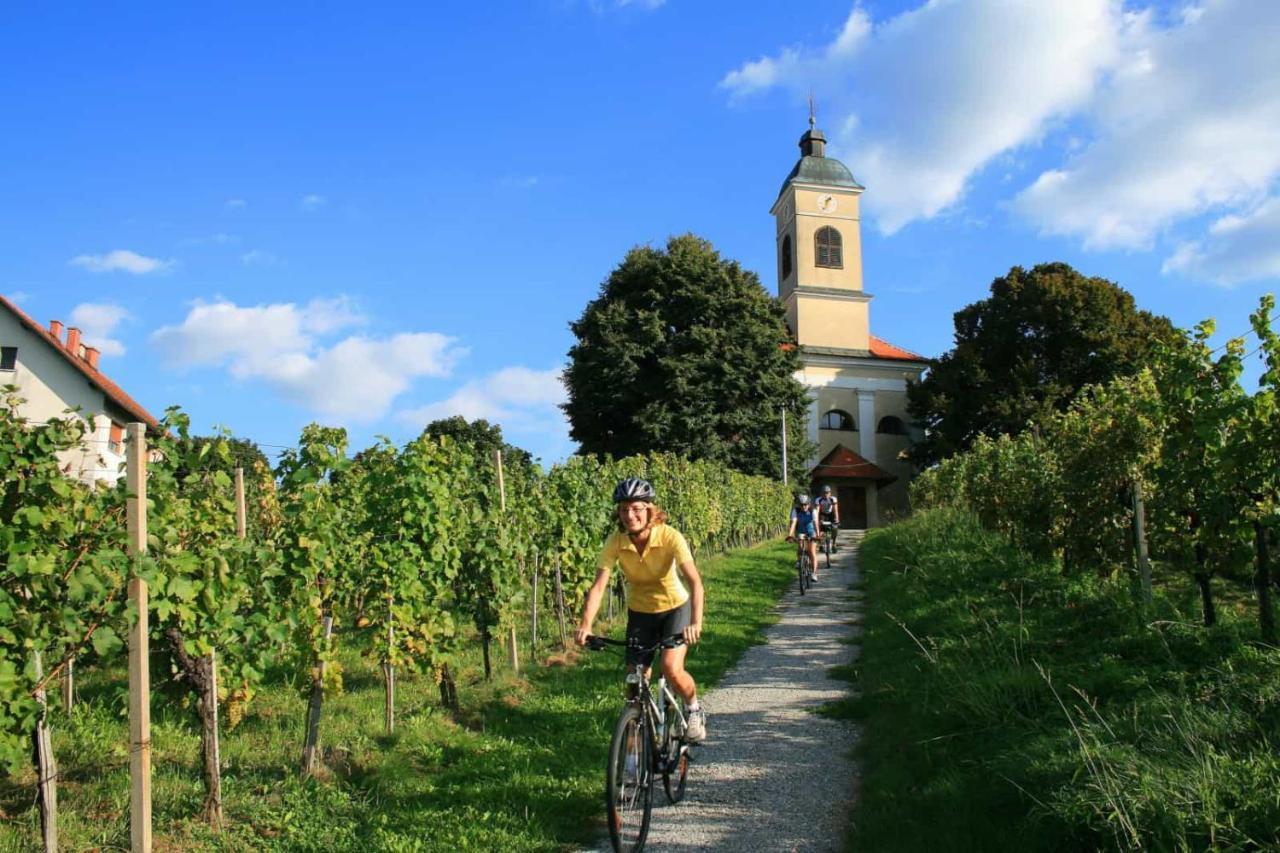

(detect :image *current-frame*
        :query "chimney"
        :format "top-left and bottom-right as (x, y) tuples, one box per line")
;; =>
(84, 346), (100, 369)
(65, 327), (81, 355)
(50, 319), (64, 340)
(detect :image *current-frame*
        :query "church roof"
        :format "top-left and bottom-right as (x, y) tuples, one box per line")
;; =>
(810, 443), (896, 483)
(869, 336), (927, 363)
(778, 155), (864, 198)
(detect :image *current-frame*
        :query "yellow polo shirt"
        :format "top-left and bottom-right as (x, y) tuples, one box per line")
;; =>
(597, 523), (693, 614)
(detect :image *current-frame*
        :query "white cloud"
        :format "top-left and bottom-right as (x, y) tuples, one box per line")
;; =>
(6, 291), (31, 305)
(225, 198), (247, 209)
(399, 366), (566, 429)
(1163, 197), (1280, 285)
(1016, 0), (1280, 252)
(300, 194), (327, 210)
(617, 0), (665, 8)
(240, 249), (278, 266)
(69, 302), (129, 357)
(151, 297), (463, 421)
(721, 1), (1123, 233)
(70, 249), (174, 275)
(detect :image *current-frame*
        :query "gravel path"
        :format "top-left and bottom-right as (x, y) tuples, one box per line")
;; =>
(597, 535), (864, 852)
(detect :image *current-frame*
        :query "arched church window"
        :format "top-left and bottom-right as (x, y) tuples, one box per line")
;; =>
(820, 409), (855, 431)
(780, 234), (793, 280)
(815, 226), (843, 269)
(877, 416), (908, 435)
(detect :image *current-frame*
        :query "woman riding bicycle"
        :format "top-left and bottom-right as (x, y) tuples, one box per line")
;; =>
(788, 493), (820, 582)
(575, 477), (708, 743)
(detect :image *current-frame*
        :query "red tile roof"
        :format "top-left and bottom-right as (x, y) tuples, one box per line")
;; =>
(810, 443), (896, 483)
(869, 335), (928, 363)
(0, 295), (160, 429)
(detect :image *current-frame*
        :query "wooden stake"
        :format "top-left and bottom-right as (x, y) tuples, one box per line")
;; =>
(384, 601), (395, 735)
(33, 652), (57, 853)
(61, 659), (73, 714)
(125, 423), (152, 853)
(530, 551), (539, 659)
(234, 467), (247, 539)
(553, 557), (568, 647)
(494, 450), (519, 674)
(1131, 478), (1152, 605)
(202, 650), (222, 828)
(301, 613), (334, 776)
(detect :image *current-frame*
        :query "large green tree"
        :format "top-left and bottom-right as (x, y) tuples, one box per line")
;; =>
(563, 233), (811, 481)
(907, 262), (1176, 465)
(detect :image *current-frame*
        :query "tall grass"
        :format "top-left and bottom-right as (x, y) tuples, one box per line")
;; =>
(849, 508), (1280, 851)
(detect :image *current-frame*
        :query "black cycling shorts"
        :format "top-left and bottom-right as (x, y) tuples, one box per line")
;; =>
(625, 600), (691, 667)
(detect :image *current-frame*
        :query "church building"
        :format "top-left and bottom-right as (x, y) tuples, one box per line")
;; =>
(772, 119), (927, 527)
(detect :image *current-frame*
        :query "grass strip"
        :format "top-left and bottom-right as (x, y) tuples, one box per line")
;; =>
(849, 508), (1280, 852)
(0, 540), (795, 852)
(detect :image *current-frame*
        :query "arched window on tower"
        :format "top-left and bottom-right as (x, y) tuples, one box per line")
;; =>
(815, 226), (843, 269)
(819, 409), (855, 431)
(780, 234), (793, 280)
(876, 416), (908, 435)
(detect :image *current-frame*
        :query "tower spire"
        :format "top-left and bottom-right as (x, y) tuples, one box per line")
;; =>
(800, 94), (826, 158)
(808, 92), (816, 131)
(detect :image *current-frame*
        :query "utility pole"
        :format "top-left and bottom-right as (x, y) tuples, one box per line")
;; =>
(781, 408), (789, 486)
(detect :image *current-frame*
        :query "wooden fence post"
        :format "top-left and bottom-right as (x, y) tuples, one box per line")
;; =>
(126, 423), (152, 853)
(1131, 478), (1152, 605)
(33, 651), (57, 853)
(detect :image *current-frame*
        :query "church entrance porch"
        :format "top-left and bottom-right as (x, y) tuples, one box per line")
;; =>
(809, 443), (895, 529)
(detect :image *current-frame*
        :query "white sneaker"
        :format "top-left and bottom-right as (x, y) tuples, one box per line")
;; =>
(684, 707), (707, 743)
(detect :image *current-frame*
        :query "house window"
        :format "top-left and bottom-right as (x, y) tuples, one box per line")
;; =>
(815, 226), (843, 269)
(108, 422), (124, 455)
(877, 416), (908, 435)
(819, 409), (855, 431)
(780, 234), (793, 280)
(0, 347), (16, 371)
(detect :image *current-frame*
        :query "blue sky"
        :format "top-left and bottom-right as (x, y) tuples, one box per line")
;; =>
(3, 0), (1277, 464)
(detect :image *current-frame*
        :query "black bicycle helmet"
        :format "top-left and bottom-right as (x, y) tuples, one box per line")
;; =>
(613, 477), (656, 504)
(821, 485), (833, 495)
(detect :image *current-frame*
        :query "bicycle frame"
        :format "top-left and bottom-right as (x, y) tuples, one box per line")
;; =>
(591, 635), (689, 771)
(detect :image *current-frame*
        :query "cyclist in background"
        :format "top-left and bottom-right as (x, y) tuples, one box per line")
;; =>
(787, 493), (820, 582)
(816, 485), (840, 550)
(575, 478), (708, 743)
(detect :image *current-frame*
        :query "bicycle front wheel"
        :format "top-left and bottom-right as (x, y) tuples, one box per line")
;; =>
(824, 535), (832, 569)
(606, 704), (653, 852)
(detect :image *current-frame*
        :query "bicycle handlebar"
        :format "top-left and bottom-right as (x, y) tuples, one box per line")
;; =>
(585, 634), (686, 653)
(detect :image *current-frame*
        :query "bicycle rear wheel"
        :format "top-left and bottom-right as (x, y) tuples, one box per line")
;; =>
(662, 700), (690, 804)
(606, 704), (653, 852)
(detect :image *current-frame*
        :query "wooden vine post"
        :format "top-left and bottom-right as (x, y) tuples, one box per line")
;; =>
(1131, 478), (1152, 605)
(495, 450), (519, 674)
(553, 556), (568, 646)
(60, 660), (73, 714)
(126, 423), (152, 853)
(384, 598), (395, 735)
(530, 548), (539, 659)
(33, 652), (57, 853)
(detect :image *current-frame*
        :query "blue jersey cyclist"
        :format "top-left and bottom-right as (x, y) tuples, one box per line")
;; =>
(787, 494), (821, 582)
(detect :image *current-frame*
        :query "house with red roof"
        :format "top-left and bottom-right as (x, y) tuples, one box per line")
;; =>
(0, 295), (159, 485)
(771, 118), (929, 526)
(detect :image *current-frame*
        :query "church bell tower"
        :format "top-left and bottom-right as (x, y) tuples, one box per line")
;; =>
(770, 117), (871, 351)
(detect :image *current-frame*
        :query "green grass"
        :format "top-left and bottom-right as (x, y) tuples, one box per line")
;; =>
(848, 508), (1280, 852)
(0, 541), (795, 852)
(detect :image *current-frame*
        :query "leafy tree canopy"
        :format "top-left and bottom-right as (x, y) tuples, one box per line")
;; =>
(907, 262), (1177, 465)
(563, 233), (811, 481)
(423, 415), (535, 472)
